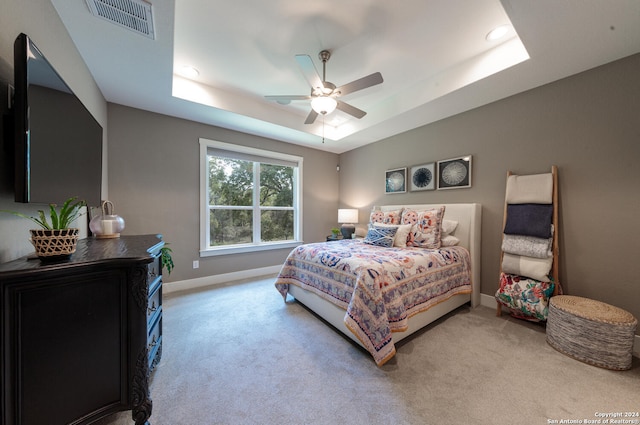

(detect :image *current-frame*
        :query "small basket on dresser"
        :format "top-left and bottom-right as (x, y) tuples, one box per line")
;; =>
(546, 295), (637, 370)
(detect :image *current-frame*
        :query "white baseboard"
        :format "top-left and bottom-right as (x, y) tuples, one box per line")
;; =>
(480, 293), (498, 309)
(480, 293), (639, 359)
(164, 265), (281, 294)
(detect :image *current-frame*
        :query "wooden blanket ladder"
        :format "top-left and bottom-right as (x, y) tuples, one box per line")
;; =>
(497, 165), (560, 317)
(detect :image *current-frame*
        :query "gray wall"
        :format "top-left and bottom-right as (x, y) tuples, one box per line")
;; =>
(107, 104), (339, 283)
(339, 53), (640, 331)
(0, 0), (108, 262)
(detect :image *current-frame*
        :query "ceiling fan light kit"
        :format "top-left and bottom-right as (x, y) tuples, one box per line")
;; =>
(311, 96), (337, 115)
(265, 49), (383, 126)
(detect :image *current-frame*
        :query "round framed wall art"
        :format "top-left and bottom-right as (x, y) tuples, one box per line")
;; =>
(410, 163), (435, 191)
(437, 156), (472, 190)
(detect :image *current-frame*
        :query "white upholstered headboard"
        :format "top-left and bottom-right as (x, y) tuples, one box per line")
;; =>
(379, 203), (482, 307)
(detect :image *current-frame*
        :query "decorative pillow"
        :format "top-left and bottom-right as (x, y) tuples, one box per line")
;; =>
(501, 252), (552, 282)
(363, 224), (398, 248)
(495, 272), (555, 322)
(504, 203), (553, 239)
(369, 209), (402, 225)
(440, 235), (460, 247)
(401, 206), (445, 249)
(441, 219), (458, 236)
(374, 223), (412, 247)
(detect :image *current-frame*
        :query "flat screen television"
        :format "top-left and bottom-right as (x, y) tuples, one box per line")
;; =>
(13, 33), (103, 206)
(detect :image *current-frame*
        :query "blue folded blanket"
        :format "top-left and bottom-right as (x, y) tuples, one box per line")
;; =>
(504, 203), (553, 238)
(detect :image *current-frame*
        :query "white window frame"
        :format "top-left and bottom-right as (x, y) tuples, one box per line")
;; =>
(199, 138), (303, 256)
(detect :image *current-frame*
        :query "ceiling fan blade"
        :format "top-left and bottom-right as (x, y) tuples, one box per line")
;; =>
(335, 72), (383, 97)
(304, 109), (319, 125)
(295, 54), (325, 92)
(336, 100), (367, 119)
(265, 94), (311, 105)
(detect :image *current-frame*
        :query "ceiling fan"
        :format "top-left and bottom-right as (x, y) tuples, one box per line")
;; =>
(265, 50), (383, 124)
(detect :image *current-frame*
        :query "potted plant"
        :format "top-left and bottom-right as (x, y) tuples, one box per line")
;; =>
(331, 227), (341, 238)
(1, 197), (86, 261)
(160, 244), (174, 275)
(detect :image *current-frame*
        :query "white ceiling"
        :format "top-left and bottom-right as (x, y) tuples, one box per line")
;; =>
(52, 0), (640, 154)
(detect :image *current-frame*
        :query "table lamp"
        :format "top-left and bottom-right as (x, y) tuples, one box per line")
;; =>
(338, 208), (358, 239)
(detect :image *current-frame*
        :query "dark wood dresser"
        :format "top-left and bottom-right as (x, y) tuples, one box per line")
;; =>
(0, 234), (164, 425)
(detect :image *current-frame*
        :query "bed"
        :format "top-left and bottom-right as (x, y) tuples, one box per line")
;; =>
(275, 203), (481, 366)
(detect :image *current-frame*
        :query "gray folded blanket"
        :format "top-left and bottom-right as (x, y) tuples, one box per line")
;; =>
(502, 233), (552, 259)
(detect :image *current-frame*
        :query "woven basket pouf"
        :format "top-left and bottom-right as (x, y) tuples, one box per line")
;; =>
(546, 295), (637, 370)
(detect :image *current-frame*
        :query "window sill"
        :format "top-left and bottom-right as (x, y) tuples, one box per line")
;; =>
(200, 240), (302, 257)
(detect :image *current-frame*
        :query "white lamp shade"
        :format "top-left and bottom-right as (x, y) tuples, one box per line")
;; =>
(338, 208), (358, 224)
(311, 96), (337, 115)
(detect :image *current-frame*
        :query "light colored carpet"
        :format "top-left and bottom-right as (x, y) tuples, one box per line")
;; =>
(96, 276), (639, 425)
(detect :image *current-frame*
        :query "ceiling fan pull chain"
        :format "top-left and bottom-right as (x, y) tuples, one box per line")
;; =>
(323, 114), (328, 143)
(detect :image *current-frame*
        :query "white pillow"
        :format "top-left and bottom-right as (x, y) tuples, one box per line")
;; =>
(441, 219), (458, 236)
(373, 223), (412, 248)
(441, 235), (460, 247)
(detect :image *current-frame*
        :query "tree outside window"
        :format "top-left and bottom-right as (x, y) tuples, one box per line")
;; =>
(200, 139), (302, 255)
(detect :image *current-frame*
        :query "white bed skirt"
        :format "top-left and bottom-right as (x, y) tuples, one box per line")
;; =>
(289, 284), (471, 348)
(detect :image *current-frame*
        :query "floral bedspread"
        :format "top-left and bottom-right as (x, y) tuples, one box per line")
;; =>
(275, 239), (472, 366)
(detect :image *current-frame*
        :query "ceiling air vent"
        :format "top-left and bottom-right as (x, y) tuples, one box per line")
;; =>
(86, 0), (156, 39)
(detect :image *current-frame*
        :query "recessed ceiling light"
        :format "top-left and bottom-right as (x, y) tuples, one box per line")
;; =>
(179, 65), (200, 79)
(486, 25), (510, 41)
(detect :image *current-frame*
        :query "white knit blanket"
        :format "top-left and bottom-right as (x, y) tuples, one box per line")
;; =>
(505, 173), (553, 204)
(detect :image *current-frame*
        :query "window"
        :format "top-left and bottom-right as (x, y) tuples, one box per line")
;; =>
(199, 138), (303, 256)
